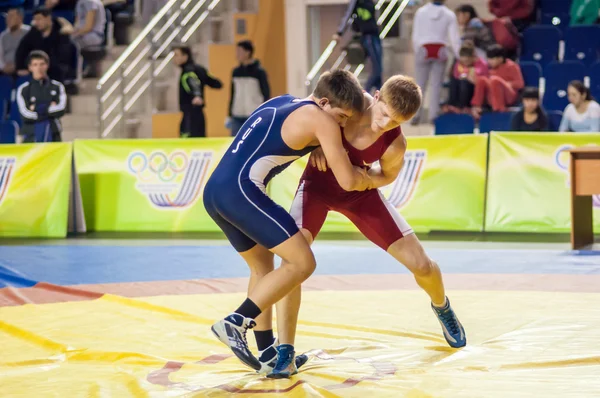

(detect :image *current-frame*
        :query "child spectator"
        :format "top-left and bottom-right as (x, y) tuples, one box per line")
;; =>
(559, 81), (600, 132)
(446, 41), (488, 113)
(455, 4), (495, 59)
(471, 44), (523, 118)
(511, 87), (549, 131)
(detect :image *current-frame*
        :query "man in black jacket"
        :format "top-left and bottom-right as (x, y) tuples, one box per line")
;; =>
(16, 50), (67, 142)
(172, 44), (222, 138)
(15, 7), (74, 82)
(334, 0), (382, 93)
(227, 40), (270, 136)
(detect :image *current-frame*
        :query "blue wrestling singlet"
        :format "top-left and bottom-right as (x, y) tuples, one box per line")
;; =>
(203, 95), (319, 252)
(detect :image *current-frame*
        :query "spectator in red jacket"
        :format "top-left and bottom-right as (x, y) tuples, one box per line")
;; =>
(471, 44), (524, 118)
(488, 0), (534, 31)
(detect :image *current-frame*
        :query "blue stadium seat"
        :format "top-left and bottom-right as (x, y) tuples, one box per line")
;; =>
(479, 112), (513, 133)
(520, 26), (561, 68)
(0, 75), (12, 119)
(540, 0), (571, 14)
(590, 62), (600, 102)
(543, 61), (587, 112)
(564, 26), (600, 66)
(23, 11), (32, 25)
(547, 110), (563, 131)
(434, 114), (475, 135)
(541, 12), (569, 33)
(0, 120), (18, 144)
(519, 61), (542, 88)
(9, 76), (29, 128)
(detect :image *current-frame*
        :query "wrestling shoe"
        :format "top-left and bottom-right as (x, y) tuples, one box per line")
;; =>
(266, 344), (297, 379)
(257, 339), (308, 374)
(211, 313), (261, 370)
(432, 297), (466, 348)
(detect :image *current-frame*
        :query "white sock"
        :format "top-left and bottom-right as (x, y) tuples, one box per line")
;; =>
(433, 297), (447, 308)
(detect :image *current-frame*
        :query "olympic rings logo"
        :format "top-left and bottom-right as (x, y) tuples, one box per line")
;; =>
(128, 151), (189, 183)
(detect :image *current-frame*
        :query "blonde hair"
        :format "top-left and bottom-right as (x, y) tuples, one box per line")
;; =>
(380, 75), (422, 119)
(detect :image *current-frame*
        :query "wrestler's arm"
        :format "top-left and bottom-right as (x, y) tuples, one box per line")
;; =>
(366, 135), (407, 189)
(313, 113), (373, 192)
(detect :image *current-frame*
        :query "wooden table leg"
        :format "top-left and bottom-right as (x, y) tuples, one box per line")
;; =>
(571, 195), (593, 250)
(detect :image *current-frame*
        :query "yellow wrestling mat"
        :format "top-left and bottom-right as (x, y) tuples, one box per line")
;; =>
(1, 290), (600, 397)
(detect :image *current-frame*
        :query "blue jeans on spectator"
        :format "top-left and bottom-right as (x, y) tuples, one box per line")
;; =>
(361, 34), (383, 93)
(230, 116), (248, 137)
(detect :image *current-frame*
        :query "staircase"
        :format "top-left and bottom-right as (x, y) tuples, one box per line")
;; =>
(61, 0), (256, 141)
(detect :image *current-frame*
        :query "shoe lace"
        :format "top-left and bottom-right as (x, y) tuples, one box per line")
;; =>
(235, 321), (252, 352)
(440, 309), (460, 335)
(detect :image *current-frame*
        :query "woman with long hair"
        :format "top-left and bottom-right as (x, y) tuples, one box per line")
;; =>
(559, 81), (600, 133)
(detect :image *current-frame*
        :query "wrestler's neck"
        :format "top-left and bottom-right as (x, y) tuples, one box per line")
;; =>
(346, 96), (384, 140)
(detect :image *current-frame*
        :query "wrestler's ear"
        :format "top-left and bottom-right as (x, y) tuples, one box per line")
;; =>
(372, 90), (381, 102)
(318, 97), (329, 108)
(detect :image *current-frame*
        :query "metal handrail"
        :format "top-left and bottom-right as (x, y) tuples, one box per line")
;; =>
(96, 0), (221, 138)
(305, 0), (410, 87)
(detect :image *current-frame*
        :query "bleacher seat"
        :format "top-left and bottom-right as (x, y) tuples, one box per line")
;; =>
(434, 114), (475, 135)
(540, 0), (571, 14)
(519, 61), (542, 88)
(0, 120), (18, 144)
(590, 62), (600, 101)
(541, 12), (569, 32)
(520, 26), (561, 68)
(0, 75), (12, 119)
(564, 26), (600, 66)
(547, 110), (563, 131)
(479, 112), (513, 133)
(543, 61), (587, 111)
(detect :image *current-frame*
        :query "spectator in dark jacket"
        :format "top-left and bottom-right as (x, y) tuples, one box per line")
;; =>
(334, 0), (381, 93)
(511, 87), (549, 131)
(455, 4), (495, 59)
(15, 7), (74, 82)
(227, 40), (270, 136)
(16, 50), (66, 142)
(172, 44), (222, 138)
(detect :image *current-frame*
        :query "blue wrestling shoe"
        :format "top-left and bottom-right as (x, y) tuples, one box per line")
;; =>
(431, 298), (466, 348)
(258, 339), (308, 374)
(211, 313), (262, 371)
(266, 344), (297, 379)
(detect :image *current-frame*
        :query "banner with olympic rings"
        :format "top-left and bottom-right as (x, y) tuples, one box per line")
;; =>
(268, 134), (489, 233)
(0, 143), (72, 237)
(74, 139), (233, 231)
(486, 133), (600, 233)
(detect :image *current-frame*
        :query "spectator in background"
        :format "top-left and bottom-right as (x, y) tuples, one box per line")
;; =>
(455, 4), (495, 59)
(334, 0), (381, 93)
(142, 0), (168, 26)
(559, 81), (600, 132)
(511, 87), (548, 131)
(471, 44), (523, 118)
(446, 41), (488, 114)
(0, 8), (30, 75)
(570, 0), (600, 26)
(16, 50), (66, 142)
(411, 0), (461, 125)
(72, 0), (105, 49)
(44, 0), (77, 9)
(172, 44), (222, 138)
(15, 7), (74, 82)
(488, 0), (534, 31)
(227, 40), (270, 136)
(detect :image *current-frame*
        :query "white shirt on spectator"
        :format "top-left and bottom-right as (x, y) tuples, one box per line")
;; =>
(76, 0), (106, 38)
(559, 101), (600, 132)
(412, 1), (462, 58)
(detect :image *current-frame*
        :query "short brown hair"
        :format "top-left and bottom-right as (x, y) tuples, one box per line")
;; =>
(27, 50), (50, 65)
(380, 75), (422, 120)
(313, 70), (364, 113)
(459, 40), (476, 57)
